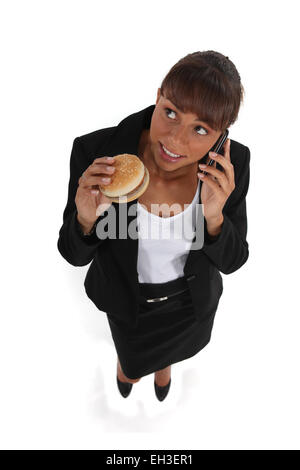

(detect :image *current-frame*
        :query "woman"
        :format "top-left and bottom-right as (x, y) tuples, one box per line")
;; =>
(57, 50), (250, 401)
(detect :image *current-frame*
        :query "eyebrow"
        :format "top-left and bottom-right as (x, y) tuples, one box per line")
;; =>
(165, 98), (212, 130)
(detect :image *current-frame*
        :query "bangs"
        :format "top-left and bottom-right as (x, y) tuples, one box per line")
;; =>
(161, 66), (241, 132)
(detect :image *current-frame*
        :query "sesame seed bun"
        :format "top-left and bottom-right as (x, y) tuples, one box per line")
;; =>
(99, 153), (150, 203)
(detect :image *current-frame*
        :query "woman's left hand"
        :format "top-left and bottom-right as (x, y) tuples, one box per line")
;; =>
(197, 138), (235, 221)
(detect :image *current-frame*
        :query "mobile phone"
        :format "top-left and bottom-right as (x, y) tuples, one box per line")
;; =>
(201, 129), (229, 175)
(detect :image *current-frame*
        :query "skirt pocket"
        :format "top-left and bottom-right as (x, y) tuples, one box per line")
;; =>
(138, 287), (192, 318)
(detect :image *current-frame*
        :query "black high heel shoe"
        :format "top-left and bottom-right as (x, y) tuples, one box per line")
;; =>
(117, 375), (133, 398)
(154, 378), (171, 401)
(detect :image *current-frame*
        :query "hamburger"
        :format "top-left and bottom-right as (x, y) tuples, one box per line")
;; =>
(99, 153), (150, 203)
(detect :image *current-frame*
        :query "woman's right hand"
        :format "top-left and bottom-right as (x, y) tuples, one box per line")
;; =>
(75, 156), (116, 229)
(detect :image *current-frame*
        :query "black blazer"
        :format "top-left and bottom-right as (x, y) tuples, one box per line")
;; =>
(57, 104), (250, 329)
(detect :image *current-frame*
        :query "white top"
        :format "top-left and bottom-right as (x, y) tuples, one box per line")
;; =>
(136, 179), (200, 283)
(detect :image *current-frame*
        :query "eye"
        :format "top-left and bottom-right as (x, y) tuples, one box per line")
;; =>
(164, 107), (176, 120)
(195, 126), (208, 136)
(164, 108), (208, 136)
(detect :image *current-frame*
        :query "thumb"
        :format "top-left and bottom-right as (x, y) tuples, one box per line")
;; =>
(96, 197), (111, 217)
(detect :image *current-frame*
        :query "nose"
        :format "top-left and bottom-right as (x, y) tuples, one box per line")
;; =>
(169, 128), (188, 153)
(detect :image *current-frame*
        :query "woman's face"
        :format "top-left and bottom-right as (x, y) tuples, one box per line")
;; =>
(148, 88), (223, 173)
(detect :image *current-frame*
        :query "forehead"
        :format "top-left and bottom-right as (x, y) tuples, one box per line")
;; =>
(162, 95), (213, 129)
(162, 93), (184, 111)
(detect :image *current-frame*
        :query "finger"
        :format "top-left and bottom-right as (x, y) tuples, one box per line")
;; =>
(89, 163), (116, 175)
(197, 171), (224, 193)
(80, 164), (115, 184)
(198, 163), (225, 181)
(198, 164), (228, 190)
(96, 201), (112, 217)
(93, 156), (115, 164)
(208, 159), (218, 183)
(208, 150), (231, 170)
(208, 149), (233, 183)
(80, 175), (112, 187)
(91, 184), (100, 195)
(212, 159), (217, 182)
(224, 138), (231, 162)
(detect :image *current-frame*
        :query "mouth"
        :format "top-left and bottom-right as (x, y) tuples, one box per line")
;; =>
(159, 142), (187, 162)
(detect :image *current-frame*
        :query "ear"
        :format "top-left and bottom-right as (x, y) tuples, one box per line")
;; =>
(156, 88), (161, 105)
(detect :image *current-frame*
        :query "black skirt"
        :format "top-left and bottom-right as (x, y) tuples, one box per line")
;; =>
(107, 275), (214, 380)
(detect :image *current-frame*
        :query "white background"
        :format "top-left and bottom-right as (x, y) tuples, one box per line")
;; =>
(1, 0), (299, 450)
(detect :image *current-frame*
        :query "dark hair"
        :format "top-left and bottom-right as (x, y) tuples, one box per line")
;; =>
(160, 50), (244, 132)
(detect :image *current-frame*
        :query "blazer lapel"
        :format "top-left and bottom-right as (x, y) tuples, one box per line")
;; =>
(183, 177), (208, 276)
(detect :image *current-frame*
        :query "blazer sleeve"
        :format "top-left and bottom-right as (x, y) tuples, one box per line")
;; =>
(57, 136), (109, 267)
(201, 145), (251, 274)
